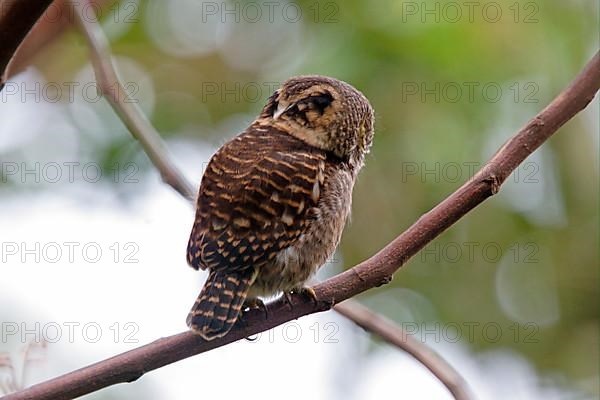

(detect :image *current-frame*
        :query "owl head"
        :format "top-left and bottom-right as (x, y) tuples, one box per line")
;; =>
(258, 75), (375, 169)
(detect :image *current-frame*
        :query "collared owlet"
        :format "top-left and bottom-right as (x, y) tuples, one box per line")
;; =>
(186, 75), (375, 340)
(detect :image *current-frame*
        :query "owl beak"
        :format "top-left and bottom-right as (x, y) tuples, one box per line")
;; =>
(273, 102), (291, 120)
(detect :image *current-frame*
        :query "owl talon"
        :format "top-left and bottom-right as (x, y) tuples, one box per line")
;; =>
(297, 287), (318, 305)
(283, 291), (294, 310)
(243, 298), (269, 320)
(241, 299), (268, 342)
(283, 287), (318, 310)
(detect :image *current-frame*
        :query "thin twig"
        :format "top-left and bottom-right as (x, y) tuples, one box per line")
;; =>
(71, 2), (195, 201)
(69, 3), (473, 399)
(4, 41), (598, 400)
(0, 341), (47, 395)
(20, 341), (47, 395)
(0, 353), (16, 395)
(334, 301), (473, 400)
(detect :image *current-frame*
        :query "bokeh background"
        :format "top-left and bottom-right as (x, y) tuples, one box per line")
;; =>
(0, 0), (598, 398)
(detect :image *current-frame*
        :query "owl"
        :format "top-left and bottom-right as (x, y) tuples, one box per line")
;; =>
(186, 75), (375, 340)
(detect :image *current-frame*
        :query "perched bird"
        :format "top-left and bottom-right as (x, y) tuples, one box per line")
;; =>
(186, 75), (375, 340)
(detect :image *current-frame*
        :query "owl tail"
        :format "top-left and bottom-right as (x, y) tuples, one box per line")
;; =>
(187, 269), (257, 341)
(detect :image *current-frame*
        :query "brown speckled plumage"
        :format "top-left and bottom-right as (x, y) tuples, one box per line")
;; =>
(187, 75), (374, 340)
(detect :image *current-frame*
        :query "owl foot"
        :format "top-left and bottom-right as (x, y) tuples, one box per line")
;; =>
(240, 298), (268, 342)
(283, 287), (318, 310)
(243, 298), (269, 320)
(297, 287), (318, 305)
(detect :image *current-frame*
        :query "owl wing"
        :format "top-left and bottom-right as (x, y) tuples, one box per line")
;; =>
(187, 126), (326, 274)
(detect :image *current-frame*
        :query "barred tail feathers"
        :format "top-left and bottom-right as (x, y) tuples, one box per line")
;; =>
(187, 269), (256, 340)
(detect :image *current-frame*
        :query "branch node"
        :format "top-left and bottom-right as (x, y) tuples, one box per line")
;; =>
(485, 174), (501, 195)
(378, 275), (393, 286)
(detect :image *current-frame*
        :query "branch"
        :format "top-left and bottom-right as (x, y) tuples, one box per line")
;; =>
(3, 0), (112, 81)
(5, 47), (598, 400)
(70, 3), (473, 400)
(8, 1), (182, 197)
(333, 302), (473, 400)
(71, 1), (195, 201)
(0, 0), (54, 91)
(320, 56), (600, 303)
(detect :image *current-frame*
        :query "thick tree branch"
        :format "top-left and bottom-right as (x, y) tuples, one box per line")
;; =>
(68, 3), (473, 399)
(3, 0), (111, 81)
(4, 45), (598, 400)
(0, 0), (54, 91)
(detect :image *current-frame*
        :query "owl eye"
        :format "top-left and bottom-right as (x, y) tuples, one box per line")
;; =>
(305, 93), (334, 114)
